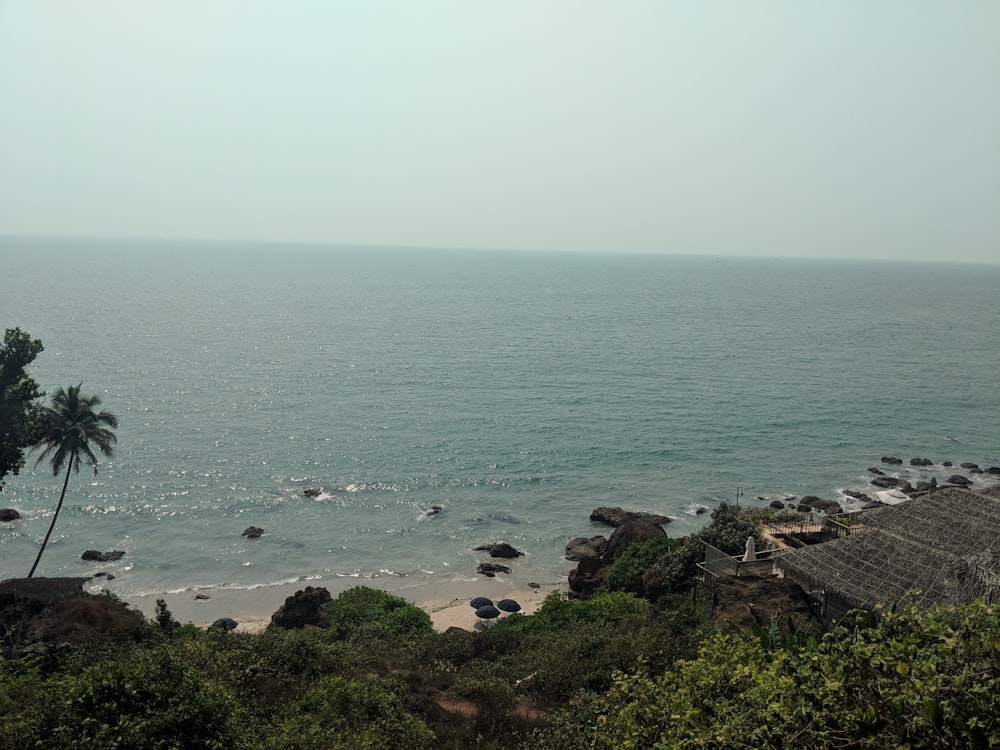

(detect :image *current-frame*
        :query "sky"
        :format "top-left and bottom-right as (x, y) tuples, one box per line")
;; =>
(1, 2), (998, 263)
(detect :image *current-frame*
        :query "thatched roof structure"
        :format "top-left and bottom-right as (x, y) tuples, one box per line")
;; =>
(777, 486), (1000, 614)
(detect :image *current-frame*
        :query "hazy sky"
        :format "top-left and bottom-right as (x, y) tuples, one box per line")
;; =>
(1, 2), (998, 262)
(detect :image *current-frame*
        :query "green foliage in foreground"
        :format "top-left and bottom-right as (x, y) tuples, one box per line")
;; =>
(2, 587), (997, 749)
(535, 599), (1000, 749)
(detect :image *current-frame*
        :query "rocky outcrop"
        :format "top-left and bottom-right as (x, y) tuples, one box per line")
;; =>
(871, 476), (906, 489)
(0, 508), (19, 522)
(241, 526), (263, 539)
(564, 536), (608, 561)
(947, 475), (972, 487)
(303, 488), (322, 497)
(474, 542), (523, 559)
(81, 550), (125, 562)
(269, 586), (332, 630)
(590, 507), (670, 528)
(602, 520), (666, 564)
(867, 467), (884, 476)
(960, 462), (979, 470)
(477, 562), (511, 577)
(881, 456), (903, 465)
(568, 519), (667, 599)
(910, 457), (933, 466)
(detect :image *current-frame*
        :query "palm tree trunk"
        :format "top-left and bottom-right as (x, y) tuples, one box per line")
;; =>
(27, 451), (75, 578)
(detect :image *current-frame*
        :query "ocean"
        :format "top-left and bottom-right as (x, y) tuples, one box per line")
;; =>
(1, 236), (998, 606)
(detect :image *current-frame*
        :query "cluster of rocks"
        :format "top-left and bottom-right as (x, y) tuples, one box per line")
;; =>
(866, 456), (1000, 497)
(473, 541), (523, 577)
(565, 507), (670, 599)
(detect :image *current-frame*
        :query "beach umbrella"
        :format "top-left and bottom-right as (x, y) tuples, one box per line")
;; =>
(475, 604), (501, 620)
(496, 598), (521, 613)
(210, 617), (238, 631)
(469, 596), (493, 609)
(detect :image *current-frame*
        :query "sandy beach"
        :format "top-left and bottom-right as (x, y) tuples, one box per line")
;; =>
(127, 574), (567, 634)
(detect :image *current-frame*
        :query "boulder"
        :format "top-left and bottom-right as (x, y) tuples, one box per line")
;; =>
(910, 457), (933, 466)
(987, 467), (1000, 476)
(269, 586), (332, 630)
(942, 461), (953, 467)
(0, 508), (20, 522)
(590, 507), (670, 528)
(871, 476), (903, 488)
(241, 526), (264, 539)
(567, 556), (609, 600)
(81, 550), (125, 562)
(843, 490), (873, 502)
(808, 498), (842, 514)
(768, 500), (785, 510)
(867, 467), (885, 476)
(960, 462), (979, 470)
(564, 535), (608, 561)
(602, 520), (667, 564)
(473, 542), (523, 559)
(477, 562), (511, 577)
(303, 488), (322, 497)
(881, 456), (903, 465)
(947, 474), (972, 487)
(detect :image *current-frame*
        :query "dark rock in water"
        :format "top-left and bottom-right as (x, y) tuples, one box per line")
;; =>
(477, 562), (511, 577)
(270, 586), (332, 630)
(913, 481), (934, 493)
(564, 535), (608, 561)
(987, 467), (1000, 475)
(871, 476), (904, 488)
(843, 490), (872, 502)
(241, 526), (264, 539)
(195, 593), (211, 600)
(796, 504), (812, 513)
(863, 500), (887, 510)
(0, 508), (20, 522)
(970, 468), (984, 474)
(799, 496), (821, 506)
(528, 582), (541, 589)
(602, 520), (666, 564)
(474, 542), (523, 558)
(488, 512), (520, 524)
(769, 500), (786, 510)
(81, 550), (125, 562)
(211, 617), (238, 631)
(423, 505), (443, 517)
(867, 467), (885, 476)
(960, 462), (979, 470)
(590, 506), (670, 528)
(881, 456), (903, 465)
(303, 488), (322, 497)
(93, 572), (115, 580)
(808, 498), (842, 513)
(947, 474), (972, 487)
(942, 461), (953, 467)
(910, 457), (933, 466)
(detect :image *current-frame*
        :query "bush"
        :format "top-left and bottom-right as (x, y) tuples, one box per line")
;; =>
(607, 536), (681, 594)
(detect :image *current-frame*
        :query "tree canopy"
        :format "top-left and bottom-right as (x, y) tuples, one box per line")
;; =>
(0, 327), (44, 490)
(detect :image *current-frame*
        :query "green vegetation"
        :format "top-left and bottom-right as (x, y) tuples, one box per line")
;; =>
(536, 599), (1000, 749)
(2, 584), (997, 749)
(0, 328), (44, 490)
(27, 384), (119, 577)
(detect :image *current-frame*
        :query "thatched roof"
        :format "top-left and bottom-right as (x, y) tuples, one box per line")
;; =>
(777, 485), (1000, 612)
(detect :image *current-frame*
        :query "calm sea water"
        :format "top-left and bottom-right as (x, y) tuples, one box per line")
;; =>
(1, 237), (998, 602)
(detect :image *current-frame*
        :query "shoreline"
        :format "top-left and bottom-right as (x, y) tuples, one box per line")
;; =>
(127, 573), (567, 634)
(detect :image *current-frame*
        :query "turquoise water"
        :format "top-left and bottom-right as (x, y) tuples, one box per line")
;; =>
(1, 236), (998, 601)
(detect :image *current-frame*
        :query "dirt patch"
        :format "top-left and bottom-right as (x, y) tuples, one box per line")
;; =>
(710, 575), (815, 633)
(1, 577), (147, 648)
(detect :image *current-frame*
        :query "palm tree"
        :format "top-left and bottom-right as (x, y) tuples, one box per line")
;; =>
(27, 384), (118, 578)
